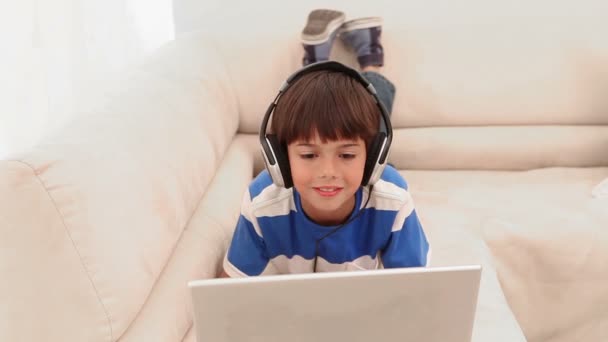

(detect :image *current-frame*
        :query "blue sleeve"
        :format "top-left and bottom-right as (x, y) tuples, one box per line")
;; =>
(224, 214), (269, 276)
(381, 209), (430, 268)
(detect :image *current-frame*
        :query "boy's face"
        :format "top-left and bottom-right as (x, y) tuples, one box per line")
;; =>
(287, 132), (367, 226)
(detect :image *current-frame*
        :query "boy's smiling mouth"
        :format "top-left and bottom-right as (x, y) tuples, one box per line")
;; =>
(313, 186), (343, 197)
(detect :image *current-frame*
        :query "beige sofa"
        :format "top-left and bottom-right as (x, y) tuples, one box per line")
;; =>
(1, 2), (607, 341)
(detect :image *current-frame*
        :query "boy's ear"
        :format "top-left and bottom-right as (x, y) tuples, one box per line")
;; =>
(265, 134), (293, 188)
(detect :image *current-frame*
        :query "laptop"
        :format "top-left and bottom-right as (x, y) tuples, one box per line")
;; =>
(188, 265), (481, 342)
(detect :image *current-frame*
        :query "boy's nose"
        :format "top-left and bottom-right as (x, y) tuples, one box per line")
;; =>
(319, 159), (337, 179)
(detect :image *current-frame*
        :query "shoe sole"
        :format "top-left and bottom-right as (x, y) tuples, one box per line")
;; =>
(301, 9), (346, 45)
(339, 17), (383, 33)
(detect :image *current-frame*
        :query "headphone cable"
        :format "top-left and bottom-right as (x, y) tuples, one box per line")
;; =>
(312, 185), (374, 272)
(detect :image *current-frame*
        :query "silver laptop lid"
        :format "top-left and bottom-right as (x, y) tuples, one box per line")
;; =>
(189, 265), (481, 342)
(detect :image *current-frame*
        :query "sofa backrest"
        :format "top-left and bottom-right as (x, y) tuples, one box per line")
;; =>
(202, 0), (608, 169)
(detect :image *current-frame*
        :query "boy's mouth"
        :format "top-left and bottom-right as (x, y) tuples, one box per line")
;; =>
(313, 186), (343, 197)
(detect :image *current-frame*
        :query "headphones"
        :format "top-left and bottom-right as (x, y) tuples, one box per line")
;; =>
(259, 61), (393, 189)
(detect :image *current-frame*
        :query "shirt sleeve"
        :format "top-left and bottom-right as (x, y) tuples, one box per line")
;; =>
(381, 208), (430, 268)
(223, 196), (270, 277)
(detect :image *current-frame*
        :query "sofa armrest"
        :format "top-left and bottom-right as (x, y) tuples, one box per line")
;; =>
(111, 134), (257, 341)
(0, 161), (112, 341)
(0, 31), (239, 341)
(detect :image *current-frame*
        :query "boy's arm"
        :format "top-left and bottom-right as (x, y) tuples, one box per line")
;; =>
(222, 213), (271, 277)
(381, 204), (431, 268)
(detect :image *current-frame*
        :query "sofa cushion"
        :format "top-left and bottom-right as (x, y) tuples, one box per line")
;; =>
(418, 224), (526, 341)
(485, 215), (608, 342)
(390, 126), (608, 170)
(403, 167), (608, 341)
(592, 177), (608, 198)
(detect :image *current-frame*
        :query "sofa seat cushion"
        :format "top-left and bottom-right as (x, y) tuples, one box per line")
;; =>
(403, 167), (608, 341)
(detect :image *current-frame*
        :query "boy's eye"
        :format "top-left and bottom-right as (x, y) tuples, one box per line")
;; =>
(300, 153), (316, 159)
(340, 153), (356, 160)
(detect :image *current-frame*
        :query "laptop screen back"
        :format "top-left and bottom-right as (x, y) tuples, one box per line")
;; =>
(189, 265), (481, 342)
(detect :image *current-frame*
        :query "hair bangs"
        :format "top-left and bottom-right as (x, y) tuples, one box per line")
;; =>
(272, 70), (380, 146)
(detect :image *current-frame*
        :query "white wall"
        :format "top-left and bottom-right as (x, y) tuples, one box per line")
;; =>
(173, 0), (223, 35)
(0, 0), (174, 160)
(172, 0), (360, 36)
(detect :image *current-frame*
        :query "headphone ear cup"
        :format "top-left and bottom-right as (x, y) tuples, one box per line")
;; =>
(362, 133), (387, 186)
(266, 135), (293, 188)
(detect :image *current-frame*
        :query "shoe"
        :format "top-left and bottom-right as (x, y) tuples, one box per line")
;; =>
(339, 17), (384, 68)
(301, 9), (346, 66)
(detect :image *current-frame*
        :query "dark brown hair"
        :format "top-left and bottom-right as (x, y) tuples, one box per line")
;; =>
(271, 70), (380, 147)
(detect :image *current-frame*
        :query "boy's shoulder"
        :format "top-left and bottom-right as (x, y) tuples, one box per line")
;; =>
(378, 164), (409, 190)
(248, 170), (293, 205)
(369, 165), (412, 207)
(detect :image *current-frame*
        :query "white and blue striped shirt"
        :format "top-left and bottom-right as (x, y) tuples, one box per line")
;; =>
(224, 166), (430, 277)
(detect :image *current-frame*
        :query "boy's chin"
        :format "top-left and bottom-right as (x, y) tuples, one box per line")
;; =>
(308, 198), (353, 215)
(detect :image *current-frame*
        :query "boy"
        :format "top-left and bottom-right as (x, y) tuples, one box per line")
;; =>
(221, 9), (430, 277)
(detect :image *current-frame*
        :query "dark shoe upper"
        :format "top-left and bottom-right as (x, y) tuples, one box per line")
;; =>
(300, 12), (384, 68)
(301, 9), (345, 66)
